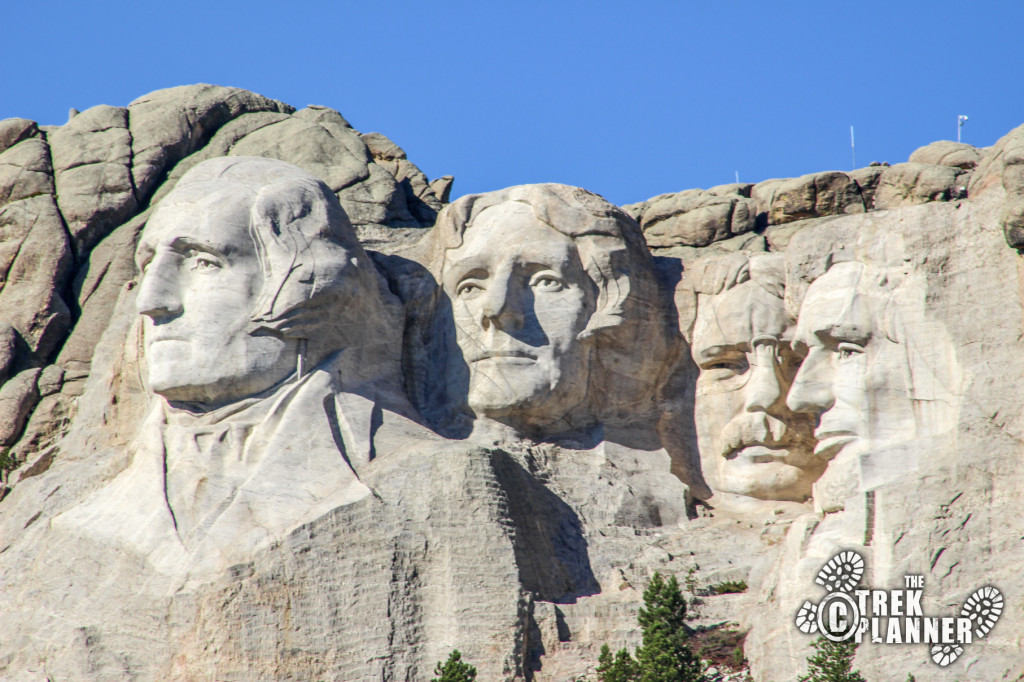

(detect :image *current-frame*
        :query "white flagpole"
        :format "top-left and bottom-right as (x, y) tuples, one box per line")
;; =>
(851, 126), (856, 170)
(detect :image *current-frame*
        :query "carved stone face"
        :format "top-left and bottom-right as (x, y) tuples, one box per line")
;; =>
(135, 190), (298, 407)
(442, 202), (596, 427)
(787, 262), (916, 460)
(692, 281), (820, 503)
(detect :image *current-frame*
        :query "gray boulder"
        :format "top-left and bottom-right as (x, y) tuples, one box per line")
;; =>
(872, 162), (967, 209)
(49, 105), (137, 258)
(756, 171), (865, 226)
(0, 368), (41, 446)
(626, 189), (756, 248)
(909, 140), (985, 170)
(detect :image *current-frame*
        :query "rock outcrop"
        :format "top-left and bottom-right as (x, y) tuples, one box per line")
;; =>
(0, 86), (1022, 682)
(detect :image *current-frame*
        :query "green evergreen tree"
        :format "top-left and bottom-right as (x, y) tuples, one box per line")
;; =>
(798, 637), (865, 682)
(595, 572), (706, 682)
(634, 572), (705, 682)
(597, 643), (639, 682)
(432, 649), (477, 682)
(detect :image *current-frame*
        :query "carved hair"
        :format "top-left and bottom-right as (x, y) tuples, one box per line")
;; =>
(152, 156), (403, 377)
(676, 251), (787, 343)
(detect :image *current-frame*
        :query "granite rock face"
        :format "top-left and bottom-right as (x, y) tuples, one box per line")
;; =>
(1, 87), (1023, 682)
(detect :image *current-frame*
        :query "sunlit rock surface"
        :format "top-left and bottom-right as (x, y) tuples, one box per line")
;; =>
(0, 85), (1022, 681)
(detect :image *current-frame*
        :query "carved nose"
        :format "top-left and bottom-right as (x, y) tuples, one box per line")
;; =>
(745, 349), (782, 413)
(478, 277), (524, 331)
(786, 348), (834, 415)
(135, 258), (183, 321)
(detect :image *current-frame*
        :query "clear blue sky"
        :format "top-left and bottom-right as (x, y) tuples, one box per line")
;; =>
(3, 1), (1021, 207)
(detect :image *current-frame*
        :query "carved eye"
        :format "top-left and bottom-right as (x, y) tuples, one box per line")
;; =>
(195, 257), (218, 270)
(702, 357), (748, 374)
(185, 249), (221, 272)
(837, 342), (864, 361)
(530, 274), (565, 291)
(457, 281), (484, 298)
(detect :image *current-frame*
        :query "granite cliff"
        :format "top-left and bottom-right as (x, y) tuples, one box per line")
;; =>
(0, 85), (1021, 681)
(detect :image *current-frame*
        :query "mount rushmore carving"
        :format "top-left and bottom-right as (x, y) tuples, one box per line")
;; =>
(0, 86), (1020, 681)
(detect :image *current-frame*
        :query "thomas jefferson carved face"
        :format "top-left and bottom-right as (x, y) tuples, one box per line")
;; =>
(135, 189), (298, 408)
(442, 202), (596, 428)
(691, 258), (820, 504)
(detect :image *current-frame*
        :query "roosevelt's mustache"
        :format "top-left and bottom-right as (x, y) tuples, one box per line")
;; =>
(718, 413), (793, 459)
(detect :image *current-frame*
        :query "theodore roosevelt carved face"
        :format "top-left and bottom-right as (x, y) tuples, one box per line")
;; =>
(688, 254), (820, 506)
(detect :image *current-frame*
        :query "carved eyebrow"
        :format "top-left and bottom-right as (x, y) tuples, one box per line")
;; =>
(168, 237), (228, 261)
(456, 267), (489, 282)
(817, 323), (872, 346)
(695, 343), (748, 363)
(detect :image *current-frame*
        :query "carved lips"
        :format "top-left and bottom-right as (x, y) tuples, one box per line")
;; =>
(811, 430), (858, 459)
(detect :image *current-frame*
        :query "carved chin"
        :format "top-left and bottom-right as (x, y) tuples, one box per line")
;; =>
(467, 377), (551, 416)
(710, 455), (818, 502)
(466, 361), (563, 418)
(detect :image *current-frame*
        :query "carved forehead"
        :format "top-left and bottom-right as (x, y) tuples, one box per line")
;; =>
(693, 282), (792, 360)
(793, 263), (878, 345)
(450, 203), (578, 266)
(140, 187), (254, 256)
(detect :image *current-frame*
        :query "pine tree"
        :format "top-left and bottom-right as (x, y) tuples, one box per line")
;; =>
(597, 643), (639, 682)
(634, 572), (705, 682)
(595, 572), (706, 682)
(798, 637), (865, 682)
(431, 649), (477, 682)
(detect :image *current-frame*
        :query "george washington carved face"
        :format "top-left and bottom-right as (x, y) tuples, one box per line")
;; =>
(136, 188), (296, 407)
(134, 156), (373, 410)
